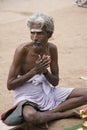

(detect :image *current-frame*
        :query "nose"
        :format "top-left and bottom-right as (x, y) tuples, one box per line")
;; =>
(33, 33), (38, 41)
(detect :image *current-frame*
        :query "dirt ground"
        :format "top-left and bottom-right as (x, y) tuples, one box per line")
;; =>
(0, 0), (87, 129)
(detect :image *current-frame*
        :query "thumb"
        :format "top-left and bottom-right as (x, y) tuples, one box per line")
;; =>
(38, 55), (41, 60)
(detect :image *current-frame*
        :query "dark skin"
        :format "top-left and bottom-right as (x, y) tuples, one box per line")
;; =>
(7, 25), (59, 90)
(7, 24), (87, 127)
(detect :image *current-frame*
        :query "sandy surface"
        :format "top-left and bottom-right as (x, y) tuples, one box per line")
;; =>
(0, 0), (87, 129)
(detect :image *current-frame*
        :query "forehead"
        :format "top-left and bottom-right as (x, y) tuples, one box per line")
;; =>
(30, 29), (42, 33)
(30, 24), (46, 33)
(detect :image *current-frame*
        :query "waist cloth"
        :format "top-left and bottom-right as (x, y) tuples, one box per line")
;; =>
(1, 74), (74, 126)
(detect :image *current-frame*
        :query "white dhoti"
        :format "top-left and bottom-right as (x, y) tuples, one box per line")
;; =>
(14, 74), (74, 111)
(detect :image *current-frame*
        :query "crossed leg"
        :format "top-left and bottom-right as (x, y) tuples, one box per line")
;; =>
(23, 105), (79, 127)
(23, 88), (87, 126)
(52, 88), (87, 112)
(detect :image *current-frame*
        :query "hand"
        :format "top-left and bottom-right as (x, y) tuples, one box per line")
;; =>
(35, 55), (51, 74)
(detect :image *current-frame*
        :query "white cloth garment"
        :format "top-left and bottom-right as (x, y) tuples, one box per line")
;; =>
(29, 74), (51, 95)
(14, 74), (74, 111)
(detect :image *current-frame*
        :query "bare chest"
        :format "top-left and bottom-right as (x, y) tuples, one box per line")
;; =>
(21, 47), (50, 74)
(21, 51), (38, 73)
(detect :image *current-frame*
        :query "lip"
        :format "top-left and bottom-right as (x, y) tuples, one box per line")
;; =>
(33, 41), (42, 46)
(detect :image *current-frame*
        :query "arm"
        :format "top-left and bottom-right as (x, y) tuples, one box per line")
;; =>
(43, 44), (59, 86)
(7, 45), (36, 90)
(7, 43), (59, 90)
(7, 44), (52, 90)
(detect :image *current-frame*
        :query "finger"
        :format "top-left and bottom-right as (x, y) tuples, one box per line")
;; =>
(40, 58), (51, 65)
(42, 54), (45, 59)
(42, 55), (51, 62)
(36, 55), (42, 63)
(42, 54), (48, 60)
(40, 62), (50, 68)
(38, 55), (41, 60)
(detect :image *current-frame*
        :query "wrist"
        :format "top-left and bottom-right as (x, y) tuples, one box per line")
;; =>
(43, 69), (48, 76)
(31, 68), (37, 75)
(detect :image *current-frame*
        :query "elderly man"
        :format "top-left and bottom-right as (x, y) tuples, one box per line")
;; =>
(1, 13), (87, 128)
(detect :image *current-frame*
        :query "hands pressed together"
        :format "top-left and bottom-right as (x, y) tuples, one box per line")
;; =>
(35, 55), (51, 74)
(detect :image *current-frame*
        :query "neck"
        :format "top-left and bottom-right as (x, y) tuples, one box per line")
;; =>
(32, 43), (48, 55)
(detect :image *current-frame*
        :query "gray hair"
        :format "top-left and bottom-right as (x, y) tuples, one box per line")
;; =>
(27, 13), (54, 35)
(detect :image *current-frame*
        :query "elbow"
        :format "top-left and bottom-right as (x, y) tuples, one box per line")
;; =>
(53, 81), (58, 86)
(53, 77), (59, 86)
(7, 81), (13, 91)
(7, 85), (12, 91)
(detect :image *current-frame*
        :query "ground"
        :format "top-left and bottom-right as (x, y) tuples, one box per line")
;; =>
(0, 0), (87, 129)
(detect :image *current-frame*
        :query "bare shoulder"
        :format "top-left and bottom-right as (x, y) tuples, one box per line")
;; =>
(48, 42), (58, 53)
(15, 42), (32, 55)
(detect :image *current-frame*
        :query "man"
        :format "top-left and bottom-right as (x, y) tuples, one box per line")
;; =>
(2, 13), (87, 128)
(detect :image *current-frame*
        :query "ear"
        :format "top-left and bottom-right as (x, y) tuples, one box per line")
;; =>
(47, 32), (52, 38)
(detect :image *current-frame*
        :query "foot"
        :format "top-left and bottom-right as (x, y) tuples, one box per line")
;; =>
(36, 122), (48, 129)
(72, 109), (81, 119)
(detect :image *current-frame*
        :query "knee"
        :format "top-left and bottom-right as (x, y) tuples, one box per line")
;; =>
(23, 111), (36, 122)
(81, 94), (87, 103)
(23, 111), (41, 124)
(83, 94), (87, 102)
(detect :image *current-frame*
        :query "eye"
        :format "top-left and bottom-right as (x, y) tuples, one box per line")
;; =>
(31, 32), (43, 35)
(31, 32), (35, 35)
(37, 32), (43, 35)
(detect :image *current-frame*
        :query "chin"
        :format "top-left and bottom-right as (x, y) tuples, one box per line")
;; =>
(34, 42), (42, 47)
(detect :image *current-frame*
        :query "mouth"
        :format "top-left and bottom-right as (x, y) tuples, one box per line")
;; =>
(33, 41), (42, 47)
